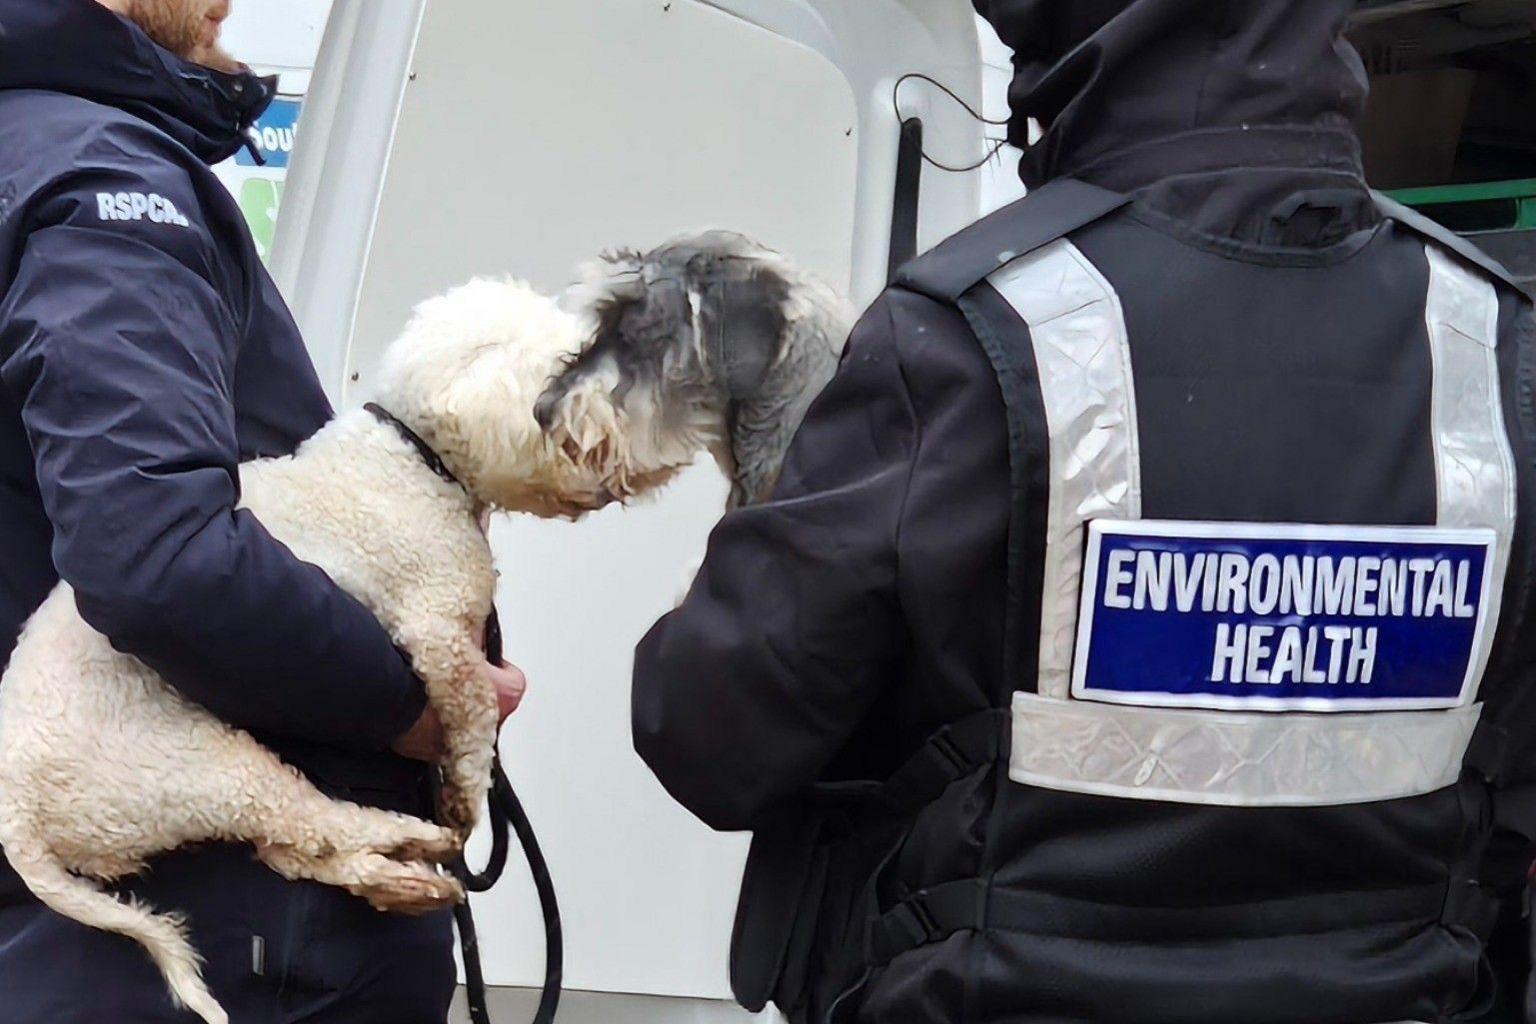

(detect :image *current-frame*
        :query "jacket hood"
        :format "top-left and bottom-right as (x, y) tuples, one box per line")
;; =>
(975, 0), (1378, 245)
(0, 0), (274, 164)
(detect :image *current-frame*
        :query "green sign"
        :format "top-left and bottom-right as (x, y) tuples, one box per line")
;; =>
(239, 178), (286, 262)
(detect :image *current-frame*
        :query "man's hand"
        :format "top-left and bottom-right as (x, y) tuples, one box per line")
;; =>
(392, 660), (527, 762)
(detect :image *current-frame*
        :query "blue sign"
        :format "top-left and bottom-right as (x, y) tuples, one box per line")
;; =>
(236, 97), (302, 169)
(1072, 520), (1498, 712)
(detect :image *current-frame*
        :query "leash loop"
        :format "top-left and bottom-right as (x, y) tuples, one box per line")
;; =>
(373, 402), (565, 1024)
(441, 608), (565, 1024)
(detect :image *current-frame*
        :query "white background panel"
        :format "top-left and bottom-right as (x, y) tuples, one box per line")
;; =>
(223, 0), (333, 69)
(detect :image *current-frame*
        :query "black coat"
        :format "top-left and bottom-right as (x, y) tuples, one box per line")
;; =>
(637, 0), (1398, 834)
(634, 2), (1536, 1021)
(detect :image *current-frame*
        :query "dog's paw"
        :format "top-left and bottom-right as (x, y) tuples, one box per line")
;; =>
(352, 856), (465, 915)
(435, 786), (481, 839)
(389, 824), (462, 865)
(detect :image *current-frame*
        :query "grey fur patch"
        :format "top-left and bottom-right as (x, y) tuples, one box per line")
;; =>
(539, 231), (849, 508)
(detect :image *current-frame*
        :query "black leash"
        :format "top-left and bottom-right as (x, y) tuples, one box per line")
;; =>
(442, 607), (564, 1024)
(366, 404), (563, 1024)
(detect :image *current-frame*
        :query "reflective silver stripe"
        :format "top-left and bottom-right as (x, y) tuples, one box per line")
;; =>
(1009, 692), (1481, 807)
(1425, 243), (1515, 697)
(987, 239), (1141, 700)
(992, 240), (1512, 807)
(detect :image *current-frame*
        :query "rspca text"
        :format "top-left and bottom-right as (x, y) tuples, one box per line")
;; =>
(96, 192), (192, 228)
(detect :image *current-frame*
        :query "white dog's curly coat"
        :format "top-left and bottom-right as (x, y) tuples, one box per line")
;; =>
(0, 280), (634, 1024)
(0, 233), (847, 1024)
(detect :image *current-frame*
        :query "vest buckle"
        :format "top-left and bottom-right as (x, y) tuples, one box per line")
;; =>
(869, 878), (990, 965)
(876, 889), (946, 960)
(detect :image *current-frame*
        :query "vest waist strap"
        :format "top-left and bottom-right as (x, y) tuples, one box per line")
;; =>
(870, 876), (1449, 966)
(1008, 692), (1481, 807)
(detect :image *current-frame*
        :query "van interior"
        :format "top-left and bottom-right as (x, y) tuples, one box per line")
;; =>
(1351, 0), (1536, 287)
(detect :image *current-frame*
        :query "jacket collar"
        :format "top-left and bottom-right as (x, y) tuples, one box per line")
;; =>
(0, 0), (274, 165)
(975, 0), (1378, 245)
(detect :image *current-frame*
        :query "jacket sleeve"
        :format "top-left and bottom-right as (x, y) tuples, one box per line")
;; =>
(0, 139), (425, 750)
(632, 292), (918, 831)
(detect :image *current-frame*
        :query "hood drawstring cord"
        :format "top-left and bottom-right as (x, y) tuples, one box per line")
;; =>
(239, 132), (265, 167)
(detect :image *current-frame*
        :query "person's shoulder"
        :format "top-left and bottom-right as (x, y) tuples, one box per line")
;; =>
(0, 88), (118, 132)
(0, 93), (224, 256)
(837, 277), (984, 395)
(1, 90), (153, 149)
(892, 178), (1132, 304)
(861, 179), (1131, 377)
(1373, 191), (1526, 296)
(0, 90), (200, 185)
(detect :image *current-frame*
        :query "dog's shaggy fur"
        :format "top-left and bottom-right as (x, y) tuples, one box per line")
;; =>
(0, 234), (848, 1024)
(538, 231), (850, 508)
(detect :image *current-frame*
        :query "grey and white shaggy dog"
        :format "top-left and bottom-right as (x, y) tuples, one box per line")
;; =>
(538, 230), (849, 509)
(0, 231), (848, 1024)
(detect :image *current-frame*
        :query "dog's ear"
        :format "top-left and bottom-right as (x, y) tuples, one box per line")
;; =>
(534, 276), (643, 431)
(694, 266), (791, 402)
(686, 264), (802, 509)
(532, 286), (634, 474)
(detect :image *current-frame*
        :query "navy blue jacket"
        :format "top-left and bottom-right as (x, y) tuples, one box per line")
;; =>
(0, 0), (428, 830)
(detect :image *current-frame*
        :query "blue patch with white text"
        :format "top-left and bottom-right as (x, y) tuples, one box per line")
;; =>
(1071, 520), (1498, 712)
(236, 97), (302, 168)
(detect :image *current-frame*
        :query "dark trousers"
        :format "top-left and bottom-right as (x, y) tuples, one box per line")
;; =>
(0, 845), (455, 1023)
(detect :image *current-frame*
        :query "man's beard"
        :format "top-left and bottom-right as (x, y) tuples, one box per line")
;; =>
(124, 0), (239, 73)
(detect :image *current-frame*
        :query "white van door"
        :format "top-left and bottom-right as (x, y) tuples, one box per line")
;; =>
(272, 2), (987, 1019)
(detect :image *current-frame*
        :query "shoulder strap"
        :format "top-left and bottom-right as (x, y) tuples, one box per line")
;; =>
(1373, 191), (1524, 294)
(895, 178), (1132, 303)
(901, 186), (1522, 300)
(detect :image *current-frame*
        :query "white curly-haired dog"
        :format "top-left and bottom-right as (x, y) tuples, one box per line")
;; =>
(0, 232), (847, 1024)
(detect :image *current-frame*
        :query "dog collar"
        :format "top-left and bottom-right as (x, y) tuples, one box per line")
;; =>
(364, 402), (463, 489)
